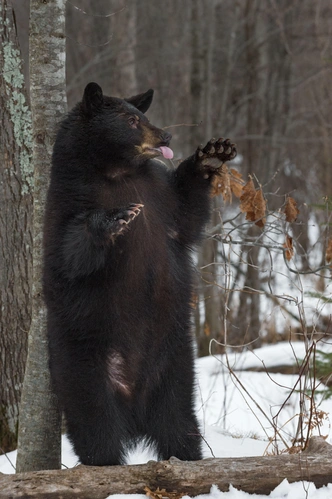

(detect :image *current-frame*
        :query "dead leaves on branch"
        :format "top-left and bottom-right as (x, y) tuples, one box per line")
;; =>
(284, 196), (299, 223)
(209, 166), (332, 268)
(211, 164), (244, 202)
(211, 168), (267, 227)
(283, 234), (294, 261)
(210, 167), (308, 262)
(326, 239), (332, 264)
(239, 177), (267, 228)
(211, 166), (304, 235)
(282, 198), (299, 262)
(145, 486), (184, 499)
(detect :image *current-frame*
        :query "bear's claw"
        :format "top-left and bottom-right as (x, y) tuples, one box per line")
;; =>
(118, 203), (144, 224)
(109, 203), (143, 237)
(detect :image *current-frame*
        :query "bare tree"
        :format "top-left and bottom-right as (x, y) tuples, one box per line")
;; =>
(0, 0), (32, 453)
(16, 0), (66, 472)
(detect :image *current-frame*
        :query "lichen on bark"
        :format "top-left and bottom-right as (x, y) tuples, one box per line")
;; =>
(2, 17), (33, 195)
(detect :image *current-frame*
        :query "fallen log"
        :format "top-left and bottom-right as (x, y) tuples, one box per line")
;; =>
(1, 437), (331, 499)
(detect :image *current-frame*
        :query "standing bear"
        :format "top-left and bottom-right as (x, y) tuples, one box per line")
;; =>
(43, 82), (236, 466)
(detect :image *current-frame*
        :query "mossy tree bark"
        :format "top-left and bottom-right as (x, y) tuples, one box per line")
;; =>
(16, 0), (67, 472)
(0, 0), (32, 454)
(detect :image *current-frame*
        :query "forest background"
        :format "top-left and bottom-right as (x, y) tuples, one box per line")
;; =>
(1, 0), (332, 457)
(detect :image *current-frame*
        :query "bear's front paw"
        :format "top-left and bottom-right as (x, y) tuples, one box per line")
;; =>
(108, 203), (143, 237)
(196, 138), (237, 177)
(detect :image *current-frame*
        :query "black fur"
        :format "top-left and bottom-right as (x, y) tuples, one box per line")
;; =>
(43, 82), (236, 466)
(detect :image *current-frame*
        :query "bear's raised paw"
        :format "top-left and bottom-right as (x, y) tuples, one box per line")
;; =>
(196, 138), (237, 175)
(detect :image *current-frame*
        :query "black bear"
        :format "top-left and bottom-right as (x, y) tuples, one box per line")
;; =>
(43, 82), (236, 466)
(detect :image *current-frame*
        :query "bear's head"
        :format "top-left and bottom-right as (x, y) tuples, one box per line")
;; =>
(76, 82), (173, 167)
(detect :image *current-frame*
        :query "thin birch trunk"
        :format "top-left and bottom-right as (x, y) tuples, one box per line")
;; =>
(16, 0), (66, 472)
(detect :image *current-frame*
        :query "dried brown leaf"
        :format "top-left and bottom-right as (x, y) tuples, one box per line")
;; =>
(229, 168), (243, 181)
(145, 487), (184, 499)
(253, 188), (267, 227)
(240, 178), (266, 227)
(211, 165), (244, 202)
(229, 168), (244, 198)
(239, 178), (256, 213)
(283, 235), (294, 261)
(284, 197), (300, 223)
(326, 238), (332, 264)
(211, 164), (232, 202)
(145, 487), (165, 499)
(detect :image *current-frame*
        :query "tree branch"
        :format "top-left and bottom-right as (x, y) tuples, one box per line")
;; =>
(1, 438), (332, 499)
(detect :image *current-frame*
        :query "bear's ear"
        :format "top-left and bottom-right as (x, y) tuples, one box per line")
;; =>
(82, 82), (103, 116)
(125, 89), (154, 114)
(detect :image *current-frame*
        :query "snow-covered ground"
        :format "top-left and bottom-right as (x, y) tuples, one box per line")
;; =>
(1, 342), (332, 498)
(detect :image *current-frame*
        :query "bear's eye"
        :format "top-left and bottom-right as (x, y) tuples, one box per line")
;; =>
(128, 116), (139, 128)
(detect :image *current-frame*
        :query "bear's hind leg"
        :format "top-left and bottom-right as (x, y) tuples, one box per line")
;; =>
(51, 350), (132, 466)
(145, 404), (202, 462)
(65, 401), (128, 466)
(144, 370), (202, 462)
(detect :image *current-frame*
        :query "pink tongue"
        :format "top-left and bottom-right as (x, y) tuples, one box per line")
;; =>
(159, 146), (174, 159)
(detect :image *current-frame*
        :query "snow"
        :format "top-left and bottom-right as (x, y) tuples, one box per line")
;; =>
(1, 342), (332, 498)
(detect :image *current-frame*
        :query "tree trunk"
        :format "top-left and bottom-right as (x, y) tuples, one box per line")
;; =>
(197, 228), (221, 357)
(234, 227), (262, 349)
(1, 438), (332, 498)
(110, 1), (137, 97)
(16, 0), (67, 472)
(0, 0), (32, 453)
(190, 0), (223, 356)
